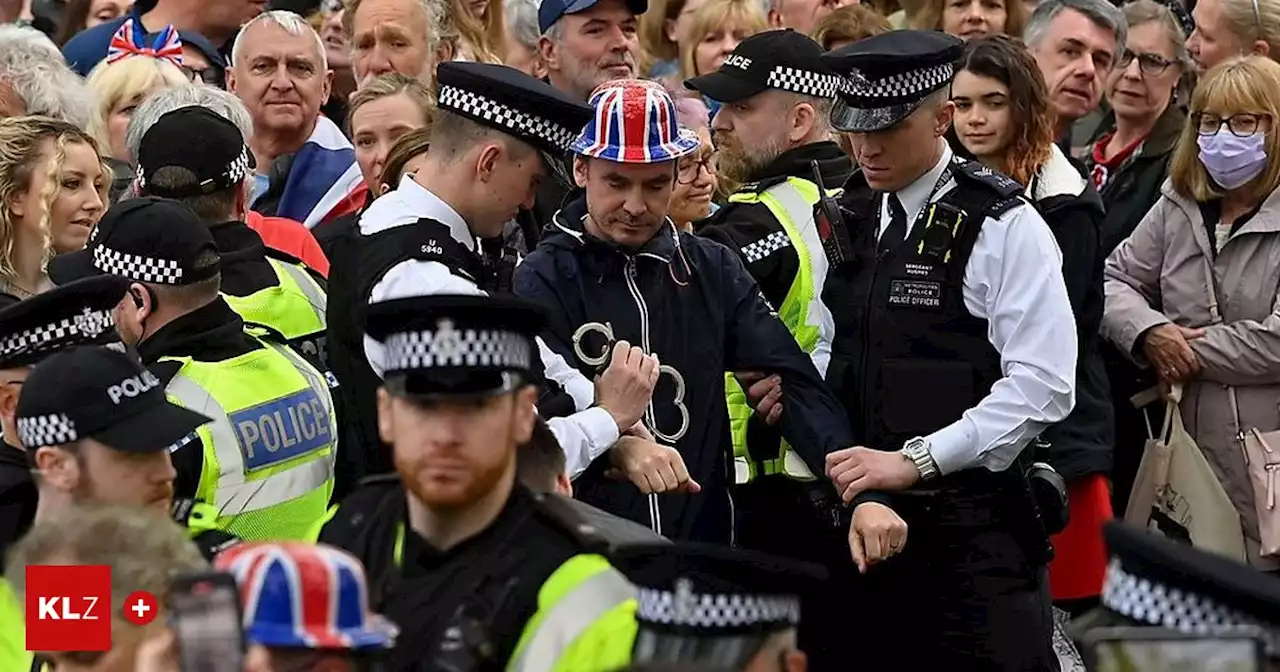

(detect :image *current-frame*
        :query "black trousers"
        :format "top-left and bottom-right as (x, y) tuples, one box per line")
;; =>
(732, 476), (856, 672)
(851, 488), (1059, 672)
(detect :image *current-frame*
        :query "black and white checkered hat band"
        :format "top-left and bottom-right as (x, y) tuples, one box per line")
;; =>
(0, 308), (116, 360)
(1101, 559), (1280, 652)
(384, 326), (532, 372)
(636, 587), (800, 630)
(17, 413), (77, 448)
(766, 66), (841, 99)
(93, 244), (184, 284)
(840, 62), (953, 104)
(137, 147), (252, 193)
(438, 84), (578, 153)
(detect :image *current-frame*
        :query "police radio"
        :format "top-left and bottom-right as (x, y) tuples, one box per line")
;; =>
(810, 160), (852, 266)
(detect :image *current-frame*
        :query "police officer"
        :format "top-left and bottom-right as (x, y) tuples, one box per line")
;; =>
(318, 292), (641, 671)
(327, 61), (662, 498)
(131, 105), (331, 374)
(820, 31), (1078, 669)
(1076, 523), (1280, 656)
(15, 345), (239, 557)
(685, 30), (850, 666)
(48, 198), (337, 543)
(611, 543), (826, 671)
(0, 277), (131, 558)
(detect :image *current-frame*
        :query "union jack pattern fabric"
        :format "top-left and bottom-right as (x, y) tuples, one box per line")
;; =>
(216, 542), (397, 651)
(571, 79), (701, 164)
(106, 20), (184, 68)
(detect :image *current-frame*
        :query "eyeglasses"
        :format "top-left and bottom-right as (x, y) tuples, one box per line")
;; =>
(180, 65), (226, 89)
(677, 152), (718, 184)
(1117, 49), (1177, 76)
(1192, 112), (1272, 137)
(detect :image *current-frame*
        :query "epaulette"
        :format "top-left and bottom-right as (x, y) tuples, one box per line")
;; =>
(244, 322), (288, 344)
(734, 174), (789, 194)
(533, 492), (668, 552)
(263, 246), (307, 268)
(952, 159), (1024, 198)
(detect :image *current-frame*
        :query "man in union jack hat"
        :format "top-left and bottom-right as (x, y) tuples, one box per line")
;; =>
(215, 541), (397, 671)
(514, 79), (858, 545)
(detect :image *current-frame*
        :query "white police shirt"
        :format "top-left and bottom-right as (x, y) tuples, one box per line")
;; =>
(878, 142), (1077, 475)
(361, 174), (619, 479)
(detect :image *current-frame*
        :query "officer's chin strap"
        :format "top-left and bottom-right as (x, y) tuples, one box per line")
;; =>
(542, 150), (575, 192)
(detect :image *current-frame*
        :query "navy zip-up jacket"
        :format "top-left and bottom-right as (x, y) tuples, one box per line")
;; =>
(514, 197), (852, 542)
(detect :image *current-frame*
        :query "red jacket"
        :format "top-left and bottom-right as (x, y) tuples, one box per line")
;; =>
(245, 210), (330, 277)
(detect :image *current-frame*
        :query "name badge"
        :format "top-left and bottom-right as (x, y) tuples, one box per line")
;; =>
(888, 279), (942, 309)
(230, 388), (332, 471)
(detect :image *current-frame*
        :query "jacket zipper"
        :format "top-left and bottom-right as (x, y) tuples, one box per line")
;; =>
(623, 255), (665, 535)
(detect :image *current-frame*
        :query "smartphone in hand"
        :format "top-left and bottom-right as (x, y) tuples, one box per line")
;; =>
(168, 571), (245, 672)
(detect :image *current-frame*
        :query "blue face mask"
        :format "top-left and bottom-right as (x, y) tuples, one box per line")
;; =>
(1197, 131), (1269, 190)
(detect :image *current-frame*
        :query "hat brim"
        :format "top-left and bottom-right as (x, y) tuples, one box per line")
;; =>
(384, 371), (526, 402)
(246, 616), (398, 651)
(830, 96), (927, 133)
(540, 0), (647, 33)
(684, 70), (766, 104)
(570, 127), (702, 164)
(47, 248), (103, 286)
(91, 400), (212, 454)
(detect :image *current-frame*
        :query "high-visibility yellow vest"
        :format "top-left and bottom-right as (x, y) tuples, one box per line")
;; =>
(0, 579), (34, 672)
(163, 338), (336, 542)
(725, 177), (836, 484)
(222, 258), (328, 364)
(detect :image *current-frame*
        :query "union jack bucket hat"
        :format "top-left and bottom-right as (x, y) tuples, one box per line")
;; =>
(216, 542), (398, 651)
(570, 79), (701, 164)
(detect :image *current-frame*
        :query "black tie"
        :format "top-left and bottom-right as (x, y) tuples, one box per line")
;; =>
(879, 194), (907, 255)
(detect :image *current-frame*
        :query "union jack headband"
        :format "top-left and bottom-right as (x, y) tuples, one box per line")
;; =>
(106, 20), (184, 69)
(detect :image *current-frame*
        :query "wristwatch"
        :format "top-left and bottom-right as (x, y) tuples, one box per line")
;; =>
(901, 436), (940, 482)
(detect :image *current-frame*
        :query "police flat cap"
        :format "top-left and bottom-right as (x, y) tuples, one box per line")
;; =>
(685, 30), (841, 104)
(16, 345), (211, 452)
(1097, 523), (1280, 652)
(435, 62), (595, 156)
(364, 293), (546, 399)
(821, 29), (964, 133)
(48, 197), (221, 287)
(613, 542), (827, 637)
(0, 275), (129, 369)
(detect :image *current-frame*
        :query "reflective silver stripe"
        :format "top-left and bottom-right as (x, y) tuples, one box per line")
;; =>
(507, 567), (635, 672)
(165, 360), (334, 517)
(271, 259), (327, 326)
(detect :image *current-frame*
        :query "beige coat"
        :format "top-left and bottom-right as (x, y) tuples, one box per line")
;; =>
(1103, 179), (1280, 569)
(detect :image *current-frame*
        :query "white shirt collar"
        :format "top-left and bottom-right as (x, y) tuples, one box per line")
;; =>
(359, 174), (475, 251)
(892, 141), (954, 226)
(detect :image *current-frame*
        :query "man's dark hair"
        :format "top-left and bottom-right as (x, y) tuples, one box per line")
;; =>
(516, 415), (565, 493)
(428, 109), (536, 165)
(144, 166), (241, 223)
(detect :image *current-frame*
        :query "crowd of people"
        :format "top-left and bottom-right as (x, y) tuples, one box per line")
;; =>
(2, 0), (1280, 668)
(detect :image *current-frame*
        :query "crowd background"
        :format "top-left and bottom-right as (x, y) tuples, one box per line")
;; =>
(3, 0), (1280, 668)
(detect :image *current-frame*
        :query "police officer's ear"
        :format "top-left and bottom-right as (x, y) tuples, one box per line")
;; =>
(33, 444), (81, 490)
(781, 649), (807, 672)
(477, 142), (504, 183)
(786, 100), (819, 145)
(512, 385), (538, 444)
(929, 93), (957, 138)
(572, 156), (589, 189)
(375, 387), (396, 445)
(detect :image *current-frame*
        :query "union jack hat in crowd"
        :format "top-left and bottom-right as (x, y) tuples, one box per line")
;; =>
(215, 542), (398, 651)
(570, 79), (701, 164)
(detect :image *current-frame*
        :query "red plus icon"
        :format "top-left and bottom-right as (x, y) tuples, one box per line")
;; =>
(123, 590), (158, 626)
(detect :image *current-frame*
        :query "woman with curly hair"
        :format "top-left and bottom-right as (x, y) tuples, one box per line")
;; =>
(949, 34), (1115, 612)
(0, 116), (108, 298)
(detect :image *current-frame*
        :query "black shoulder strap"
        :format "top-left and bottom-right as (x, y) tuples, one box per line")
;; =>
(532, 492), (614, 551)
(936, 160), (1029, 285)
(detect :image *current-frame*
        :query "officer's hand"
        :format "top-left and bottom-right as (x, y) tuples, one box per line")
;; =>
(624, 420), (656, 442)
(826, 447), (920, 502)
(606, 436), (702, 494)
(596, 341), (660, 432)
(734, 371), (783, 426)
(849, 502), (908, 573)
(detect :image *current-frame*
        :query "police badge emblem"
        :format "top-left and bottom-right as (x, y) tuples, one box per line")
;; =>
(74, 308), (108, 338)
(433, 318), (462, 360)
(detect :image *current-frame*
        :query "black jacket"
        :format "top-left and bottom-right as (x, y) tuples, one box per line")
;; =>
(514, 198), (852, 542)
(0, 440), (34, 559)
(1027, 148), (1115, 481)
(1085, 105), (1185, 255)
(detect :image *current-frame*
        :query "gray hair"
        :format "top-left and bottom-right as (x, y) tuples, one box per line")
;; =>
(344, 0), (452, 55)
(542, 17), (566, 41)
(1025, 0), (1127, 51)
(232, 9), (328, 71)
(0, 25), (96, 129)
(505, 0), (542, 50)
(125, 85), (254, 165)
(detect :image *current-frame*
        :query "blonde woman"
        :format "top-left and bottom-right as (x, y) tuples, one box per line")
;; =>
(86, 53), (189, 163)
(451, 0), (506, 63)
(639, 0), (710, 76)
(674, 0), (767, 119)
(1103, 57), (1280, 569)
(0, 117), (108, 298)
(1188, 0), (1280, 73)
(912, 0), (1028, 40)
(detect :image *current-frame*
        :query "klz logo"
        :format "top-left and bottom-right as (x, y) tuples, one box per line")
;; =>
(25, 565), (112, 652)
